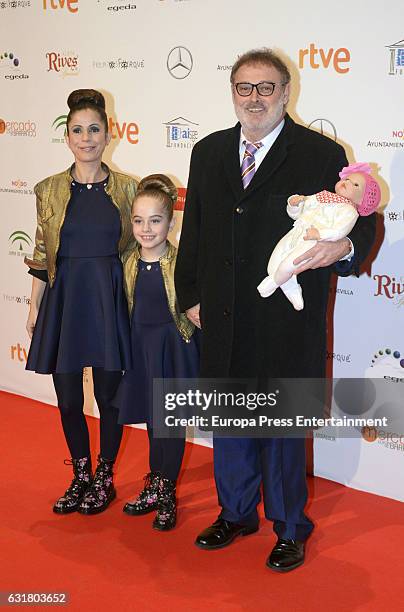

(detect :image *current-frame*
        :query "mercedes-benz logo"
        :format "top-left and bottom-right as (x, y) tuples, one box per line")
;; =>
(308, 118), (337, 142)
(167, 46), (193, 79)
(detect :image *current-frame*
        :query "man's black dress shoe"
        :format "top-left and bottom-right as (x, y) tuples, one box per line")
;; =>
(195, 518), (258, 550)
(266, 538), (305, 572)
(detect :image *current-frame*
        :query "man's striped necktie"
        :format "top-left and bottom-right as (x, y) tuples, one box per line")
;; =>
(241, 141), (263, 189)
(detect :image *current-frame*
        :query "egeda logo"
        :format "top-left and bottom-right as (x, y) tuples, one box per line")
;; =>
(367, 347), (404, 380)
(329, 349), (404, 447)
(0, 50), (29, 80)
(0, 51), (19, 67)
(359, 347), (404, 449)
(97, 1), (136, 11)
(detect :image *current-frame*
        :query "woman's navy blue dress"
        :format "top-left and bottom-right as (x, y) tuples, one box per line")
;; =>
(114, 259), (199, 425)
(26, 179), (131, 374)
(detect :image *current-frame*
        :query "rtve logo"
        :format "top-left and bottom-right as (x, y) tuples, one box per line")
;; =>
(43, 0), (78, 13)
(11, 343), (27, 363)
(108, 118), (139, 145)
(299, 44), (350, 74)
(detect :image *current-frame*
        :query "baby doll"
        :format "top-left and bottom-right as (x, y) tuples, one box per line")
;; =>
(257, 162), (381, 310)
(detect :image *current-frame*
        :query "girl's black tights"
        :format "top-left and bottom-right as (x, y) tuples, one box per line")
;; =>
(147, 426), (185, 482)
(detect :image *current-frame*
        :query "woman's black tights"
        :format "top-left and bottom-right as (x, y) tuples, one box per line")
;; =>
(52, 368), (123, 460)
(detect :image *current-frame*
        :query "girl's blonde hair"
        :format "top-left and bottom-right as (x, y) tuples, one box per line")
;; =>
(134, 174), (177, 220)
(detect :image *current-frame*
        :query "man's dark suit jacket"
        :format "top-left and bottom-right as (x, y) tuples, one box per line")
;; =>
(175, 114), (376, 380)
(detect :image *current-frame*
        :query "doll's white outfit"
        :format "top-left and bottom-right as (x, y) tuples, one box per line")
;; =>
(257, 190), (359, 310)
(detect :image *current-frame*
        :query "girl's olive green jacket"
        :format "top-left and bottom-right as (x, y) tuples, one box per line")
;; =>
(123, 241), (195, 343)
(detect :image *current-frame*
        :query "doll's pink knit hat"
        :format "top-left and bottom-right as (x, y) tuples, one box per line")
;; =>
(339, 162), (381, 216)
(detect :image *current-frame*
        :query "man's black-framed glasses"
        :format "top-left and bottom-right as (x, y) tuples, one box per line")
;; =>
(234, 81), (285, 97)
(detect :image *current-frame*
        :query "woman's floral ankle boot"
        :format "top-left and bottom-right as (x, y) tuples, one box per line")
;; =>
(53, 457), (92, 514)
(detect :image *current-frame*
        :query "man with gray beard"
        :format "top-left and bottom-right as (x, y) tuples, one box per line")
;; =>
(175, 48), (375, 572)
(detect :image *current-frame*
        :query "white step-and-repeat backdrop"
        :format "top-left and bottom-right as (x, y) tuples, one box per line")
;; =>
(0, 0), (403, 500)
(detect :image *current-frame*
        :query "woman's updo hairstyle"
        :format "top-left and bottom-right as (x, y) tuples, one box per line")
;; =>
(135, 174), (177, 220)
(66, 89), (108, 133)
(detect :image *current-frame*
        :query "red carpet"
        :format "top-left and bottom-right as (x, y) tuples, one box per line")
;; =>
(1, 391), (404, 611)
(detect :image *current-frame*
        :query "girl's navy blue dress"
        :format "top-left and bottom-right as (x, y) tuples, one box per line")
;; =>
(26, 179), (131, 374)
(114, 259), (199, 425)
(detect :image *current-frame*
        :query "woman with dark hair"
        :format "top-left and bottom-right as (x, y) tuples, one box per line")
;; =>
(25, 89), (137, 515)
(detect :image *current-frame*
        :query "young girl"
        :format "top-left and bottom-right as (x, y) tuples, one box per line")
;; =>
(114, 174), (199, 531)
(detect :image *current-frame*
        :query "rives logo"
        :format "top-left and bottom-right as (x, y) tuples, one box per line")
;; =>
(43, 0), (78, 12)
(46, 51), (79, 75)
(299, 44), (350, 73)
(373, 274), (404, 307)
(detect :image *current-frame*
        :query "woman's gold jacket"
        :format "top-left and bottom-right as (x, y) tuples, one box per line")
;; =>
(24, 165), (137, 287)
(123, 241), (195, 343)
